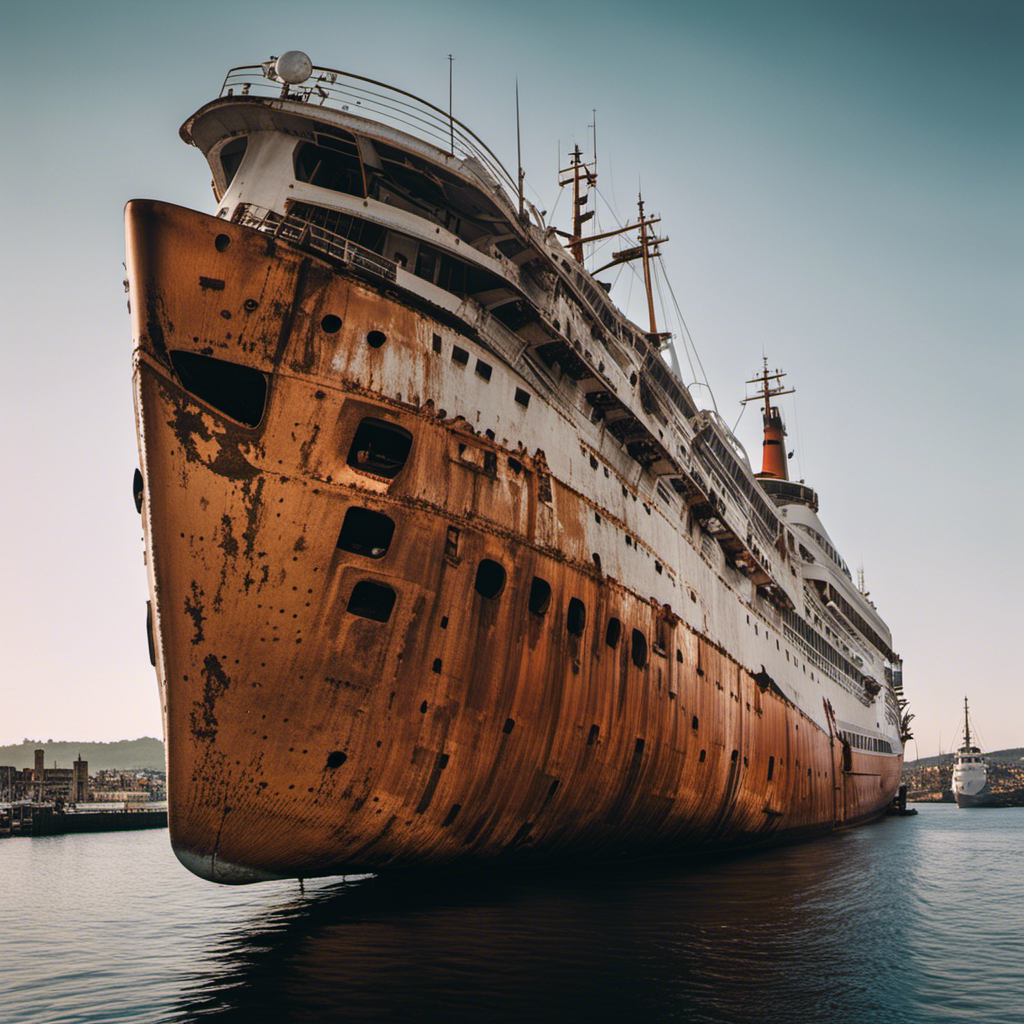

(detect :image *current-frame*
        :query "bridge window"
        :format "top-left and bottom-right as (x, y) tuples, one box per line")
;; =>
(219, 137), (248, 190)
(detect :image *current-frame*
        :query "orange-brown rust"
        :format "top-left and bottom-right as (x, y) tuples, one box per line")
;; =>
(130, 200), (901, 880)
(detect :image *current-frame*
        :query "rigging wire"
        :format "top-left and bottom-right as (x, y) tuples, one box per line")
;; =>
(731, 401), (747, 435)
(792, 397), (805, 483)
(661, 268), (719, 416)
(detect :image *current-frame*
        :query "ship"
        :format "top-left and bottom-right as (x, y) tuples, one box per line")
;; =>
(951, 697), (994, 808)
(127, 52), (909, 883)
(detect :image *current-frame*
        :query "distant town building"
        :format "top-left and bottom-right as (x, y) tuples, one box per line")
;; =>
(0, 748), (167, 805)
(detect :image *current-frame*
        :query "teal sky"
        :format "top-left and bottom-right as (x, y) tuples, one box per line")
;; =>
(1, 0), (1020, 757)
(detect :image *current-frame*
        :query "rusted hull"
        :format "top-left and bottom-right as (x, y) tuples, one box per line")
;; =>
(128, 200), (902, 882)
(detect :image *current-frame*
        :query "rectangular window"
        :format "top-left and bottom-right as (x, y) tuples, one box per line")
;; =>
(452, 346), (469, 366)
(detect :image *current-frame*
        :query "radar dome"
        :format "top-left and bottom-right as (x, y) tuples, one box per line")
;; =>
(275, 51), (313, 85)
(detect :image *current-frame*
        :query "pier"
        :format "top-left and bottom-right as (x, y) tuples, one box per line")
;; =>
(1, 802), (167, 837)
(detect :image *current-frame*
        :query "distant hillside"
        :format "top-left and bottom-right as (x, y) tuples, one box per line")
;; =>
(904, 746), (1023, 768)
(0, 737), (165, 771)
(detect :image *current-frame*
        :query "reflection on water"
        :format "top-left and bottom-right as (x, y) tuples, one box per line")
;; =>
(2, 807), (1022, 1024)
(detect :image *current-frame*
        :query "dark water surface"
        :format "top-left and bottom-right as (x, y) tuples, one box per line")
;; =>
(2, 805), (1021, 1023)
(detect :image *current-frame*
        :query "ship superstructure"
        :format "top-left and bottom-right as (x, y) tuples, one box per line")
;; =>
(952, 698), (993, 808)
(128, 53), (906, 882)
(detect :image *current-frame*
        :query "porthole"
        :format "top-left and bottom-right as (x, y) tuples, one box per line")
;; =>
(321, 315), (342, 333)
(528, 576), (551, 616)
(567, 598), (586, 636)
(631, 629), (647, 668)
(474, 559), (506, 599)
(605, 617), (621, 648)
(367, 330), (386, 348)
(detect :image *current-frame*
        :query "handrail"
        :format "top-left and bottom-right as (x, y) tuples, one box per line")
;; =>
(233, 203), (399, 283)
(219, 64), (519, 200)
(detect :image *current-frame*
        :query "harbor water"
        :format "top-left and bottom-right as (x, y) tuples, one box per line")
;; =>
(2, 804), (1021, 1023)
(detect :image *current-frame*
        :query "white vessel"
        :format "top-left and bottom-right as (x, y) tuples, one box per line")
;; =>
(951, 697), (993, 808)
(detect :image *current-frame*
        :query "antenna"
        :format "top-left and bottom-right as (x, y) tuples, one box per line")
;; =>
(590, 109), (597, 178)
(516, 79), (524, 218)
(447, 54), (454, 154)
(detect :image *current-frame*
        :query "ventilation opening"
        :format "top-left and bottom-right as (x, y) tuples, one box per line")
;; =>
(567, 598), (586, 636)
(452, 346), (469, 366)
(605, 617), (621, 648)
(528, 576), (551, 616)
(169, 350), (268, 427)
(474, 559), (506, 599)
(514, 388), (531, 407)
(325, 751), (347, 769)
(767, 755), (775, 781)
(336, 507), (395, 558)
(699, 749), (706, 762)
(692, 716), (699, 731)
(587, 724), (600, 746)
(475, 359), (492, 381)
(347, 581), (396, 622)
(631, 629), (647, 668)
(346, 418), (412, 479)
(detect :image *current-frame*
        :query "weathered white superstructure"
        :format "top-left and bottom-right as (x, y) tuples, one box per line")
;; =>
(128, 54), (908, 882)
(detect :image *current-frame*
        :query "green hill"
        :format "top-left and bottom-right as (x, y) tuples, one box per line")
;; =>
(0, 737), (165, 772)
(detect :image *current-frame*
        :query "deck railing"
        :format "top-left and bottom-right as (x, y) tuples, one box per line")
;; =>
(234, 203), (399, 283)
(220, 63), (519, 200)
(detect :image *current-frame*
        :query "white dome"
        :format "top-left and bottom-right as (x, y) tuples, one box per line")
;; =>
(275, 51), (313, 85)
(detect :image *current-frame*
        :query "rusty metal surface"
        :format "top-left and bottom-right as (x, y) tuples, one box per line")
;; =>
(128, 200), (901, 881)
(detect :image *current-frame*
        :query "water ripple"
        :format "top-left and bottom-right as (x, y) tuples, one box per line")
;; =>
(1, 806), (1021, 1023)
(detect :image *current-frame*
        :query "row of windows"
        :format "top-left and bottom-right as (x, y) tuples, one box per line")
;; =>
(341, 531), (672, 671)
(794, 523), (851, 578)
(839, 730), (893, 754)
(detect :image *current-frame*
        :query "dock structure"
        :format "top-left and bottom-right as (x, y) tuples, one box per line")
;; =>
(2, 803), (167, 837)
(1, 745), (168, 836)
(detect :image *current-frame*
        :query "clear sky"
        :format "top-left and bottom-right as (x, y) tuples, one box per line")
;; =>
(1, 0), (1020, 758)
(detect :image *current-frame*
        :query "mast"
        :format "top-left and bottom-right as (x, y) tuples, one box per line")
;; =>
(963, 696), (971, 749)
(558, 145), (595, 262)
(638, 193), (658, 336)
(741, 357), (795, 480)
